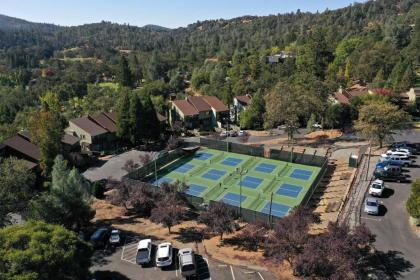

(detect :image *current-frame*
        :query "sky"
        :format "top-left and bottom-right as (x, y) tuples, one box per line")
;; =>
(1, 0), (361, 28)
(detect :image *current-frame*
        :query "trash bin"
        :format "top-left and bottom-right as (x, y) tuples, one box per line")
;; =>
(349, 154), (358, 168)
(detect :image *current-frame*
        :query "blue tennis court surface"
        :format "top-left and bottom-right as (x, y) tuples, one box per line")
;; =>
(290, 169), (313, 180)
(221, 157), (243, 167)
(261, 202), (291, 217)
(194, 152), (213, 161)
(186, 184), (207, 197)
(152, 177), (173, 186)
(255, 163), (276, 173)
(174, 163), (194, 173)
(220, 192), (247, 207)
(240, 176), (263, 189)
(276, 183), (302, 198)
(202, 169), (226, 180)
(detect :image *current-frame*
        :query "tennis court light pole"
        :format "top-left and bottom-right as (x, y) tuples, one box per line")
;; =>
(235, 168), (247, 216)
(154, 151), (166, 187)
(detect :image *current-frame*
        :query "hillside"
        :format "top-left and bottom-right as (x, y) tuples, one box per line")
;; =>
(0, 14), (57, 31)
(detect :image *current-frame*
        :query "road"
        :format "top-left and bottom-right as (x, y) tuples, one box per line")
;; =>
(360, 154), (420, 279)
(91, 235), (277, 280)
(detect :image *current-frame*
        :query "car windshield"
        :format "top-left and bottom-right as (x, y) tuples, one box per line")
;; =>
(181, 264), (195, 272)
(158, 257), (169, 262)
(136, 249), (149, 259)
(371, 184), (382, 189)
(367, 201), (378, 206)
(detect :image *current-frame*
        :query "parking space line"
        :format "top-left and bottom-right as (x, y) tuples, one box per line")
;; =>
(257, 272), (265, 280)
(230, 265), (236, 280)
(361, 216), (382, 222)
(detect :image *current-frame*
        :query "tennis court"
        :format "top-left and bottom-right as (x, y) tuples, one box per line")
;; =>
(221, 157), (243, 167)
(239, 176), (263, 189)
(276, 183), (303, 198)
(290, 169), (313, 180)
(147, 148), (321, 218)
(254, 163), (276, 173)
(220, 192), (246, 207)
(261, 202), (291, 218)
(186, 184), (207, 197)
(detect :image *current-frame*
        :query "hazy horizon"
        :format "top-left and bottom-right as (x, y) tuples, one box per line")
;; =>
(1, 0), (362, 28)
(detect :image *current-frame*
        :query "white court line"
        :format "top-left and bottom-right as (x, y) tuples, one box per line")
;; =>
(257, 272), (265, 280)
(230, 266), (236, 280)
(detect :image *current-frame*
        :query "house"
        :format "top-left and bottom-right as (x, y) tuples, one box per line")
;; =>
(1, 135), (41, 170)
(331, 85), (370, 105)
(267, 51), (295, 64)
(401, 87), (420, 104)
(67, 114), (117, 152)
(169, 96), (229, 130)
(18, 130), (80, 153)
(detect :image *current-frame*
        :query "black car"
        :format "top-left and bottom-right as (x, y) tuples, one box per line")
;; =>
(391, 142), (417, 154)
(373, 168), (407, 182)
(90, 227), (109, 248)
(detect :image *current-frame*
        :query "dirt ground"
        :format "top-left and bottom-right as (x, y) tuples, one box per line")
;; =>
(92, 199), (296, 279)
(304, 129), (343, 140)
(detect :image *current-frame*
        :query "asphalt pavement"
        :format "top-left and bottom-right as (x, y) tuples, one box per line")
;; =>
(360, 154), (420, 280)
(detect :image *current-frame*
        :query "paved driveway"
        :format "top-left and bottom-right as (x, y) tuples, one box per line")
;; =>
(361, 155), (420, 279)
(91, 234), (277, 280)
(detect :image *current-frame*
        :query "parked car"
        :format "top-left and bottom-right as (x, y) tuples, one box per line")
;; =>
(136, 239), (153, 266)
(369, 179), (385, 197)
(390, 147), (413, 154)
(391, 142), (417, 153)
(178, 248), (197, 277)
(109, 229), (121, 245)
(90, 227), (109, 248)
(382, 165), (402, 175)
(238, 130), (246, 137)
(156, 242), (173, 267)
(376, 160), (403, 169)
(385, 150), (411, 157)
(229, 130), (238, 137)
(312, 123), (322, 129)
(374, 168), (407, 182)
(364, 197), (379, 215)
(220, 131), (228, 137)
(379, 154), (413, 167)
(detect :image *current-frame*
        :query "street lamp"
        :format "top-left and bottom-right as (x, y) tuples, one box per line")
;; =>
(154, 150), (167, 187)
(234, 167), (247, 216)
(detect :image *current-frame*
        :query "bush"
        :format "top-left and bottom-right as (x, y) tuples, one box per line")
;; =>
(407, 180), (420, 219)
(92, 180), (106, 199)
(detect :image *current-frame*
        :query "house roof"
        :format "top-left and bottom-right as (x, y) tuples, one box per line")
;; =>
(187, 96), (212, 112)
(91, 114), (117, 133)
(172, 100), (199, 116)
(104, 111), (117, 123)
(203, 96), (229, 112)
(333, 92), (350, 105)
(2, 135), (41, 162)
(62, 134), (80, 146)
(235, 95), (252, 106)
(18, 130), (80, 146)
(70, 117), (108, 137)
(24, 160), (38, 170)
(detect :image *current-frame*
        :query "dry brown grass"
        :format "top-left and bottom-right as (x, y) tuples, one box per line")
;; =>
(304, 129), (342, 140)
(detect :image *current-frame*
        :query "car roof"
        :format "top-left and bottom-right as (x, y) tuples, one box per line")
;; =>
(111, 229), (119, 234)
(373, 179), (383, 184)
(138, 239), (152, 249)
(366, 197), (378, 203)
(157, 243), (172, 257)
(179, 248), (194, 265)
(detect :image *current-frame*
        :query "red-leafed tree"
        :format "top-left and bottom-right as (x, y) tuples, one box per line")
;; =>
(198, 202), (238, 240)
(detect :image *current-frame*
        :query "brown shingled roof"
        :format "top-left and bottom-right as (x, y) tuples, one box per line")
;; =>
(91, 114), (117, 133)
(333, 92), (350, 105)
(3, 135), (41, 162)
(235, 95), (252, 106)
(187, 96), (212, 112)
(104, 111), (117, 123)
(172, 100), (199, 116)
(70, 117), (108, 137)
(203, 96), (229, 112)
(62, 134), (80, 146)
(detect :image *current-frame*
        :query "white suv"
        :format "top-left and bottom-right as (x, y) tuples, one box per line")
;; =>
(385, 150), (411, 157)
(136, 239), (152, 266)
(380, 154), (413, 167)
(156, 242), (173, 267)
(369, 179), (385, 197)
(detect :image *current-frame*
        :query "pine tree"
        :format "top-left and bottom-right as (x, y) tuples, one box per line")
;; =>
(142, 94), (161, 143)
(372, 69), (386, 88)
(117, 55), (133, 87)
(128, 93), (144, 145)
(116, 90), (131, 143)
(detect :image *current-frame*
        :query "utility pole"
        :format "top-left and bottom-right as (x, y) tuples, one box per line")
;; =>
(365, 144), (372, 181)
(268, 192), (273, 227)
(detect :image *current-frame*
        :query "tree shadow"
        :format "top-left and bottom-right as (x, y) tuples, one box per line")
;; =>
(91, 270), (131, 280)
(368, 250), (414, 279)
(175, 227), (204, 243)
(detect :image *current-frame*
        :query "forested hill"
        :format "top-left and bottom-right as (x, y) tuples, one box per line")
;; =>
(0, 14), (57, 31)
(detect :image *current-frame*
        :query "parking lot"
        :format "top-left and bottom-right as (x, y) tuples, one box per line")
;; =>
(91, 235), (277, 280)
(361, 153), (420, 279)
